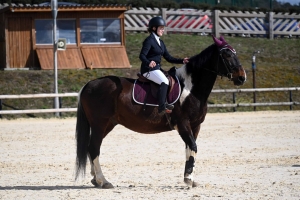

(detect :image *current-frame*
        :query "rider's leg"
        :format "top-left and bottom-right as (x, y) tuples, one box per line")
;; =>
(157, 82), (174, 113)
(143, 70), (173, 114)
(143, 70), (168, 85)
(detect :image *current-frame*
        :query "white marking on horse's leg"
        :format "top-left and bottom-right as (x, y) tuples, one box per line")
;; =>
(185, 146), (196, 181)
(174, 125), (178, 131)
(186, 146), (196, 160)
(176, 65), (193, 104)
(93, 156), (109, 187)
(174, 123), (197, 183)
(88, 153), (95, 176)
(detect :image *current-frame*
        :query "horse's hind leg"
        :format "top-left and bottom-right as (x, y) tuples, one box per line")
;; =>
(88, 120), (115, 189)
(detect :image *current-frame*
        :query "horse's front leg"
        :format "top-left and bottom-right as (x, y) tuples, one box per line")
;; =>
(184, 123), (201, 187)
(184, 146), (198, 187)
(176, 122), (199, 187)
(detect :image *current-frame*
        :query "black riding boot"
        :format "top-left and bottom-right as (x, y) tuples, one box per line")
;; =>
(158, 82), (174, 114)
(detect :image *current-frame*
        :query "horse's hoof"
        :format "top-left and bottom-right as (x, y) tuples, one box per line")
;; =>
(91, 177), (114, 189)
(91, 177), (100, 187)
(192, 181), (199, 188)
(102, 182), (114, 189)
(184, 178), (193, 186)
(184, 178), (199, 188)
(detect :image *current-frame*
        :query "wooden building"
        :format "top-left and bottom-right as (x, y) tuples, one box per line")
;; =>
(0, 3), (131, 70)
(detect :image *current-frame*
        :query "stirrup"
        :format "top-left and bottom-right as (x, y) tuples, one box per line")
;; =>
(166, 104), (174, 110)
(165, 108), (172, 114)
(158, 104), (173, 115)
(158, 108), (172, 115)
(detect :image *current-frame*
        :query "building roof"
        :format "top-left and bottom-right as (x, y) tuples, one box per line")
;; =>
(0, 3), (131, 12)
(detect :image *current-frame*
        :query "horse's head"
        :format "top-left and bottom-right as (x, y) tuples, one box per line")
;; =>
(212, 35), (246, 86)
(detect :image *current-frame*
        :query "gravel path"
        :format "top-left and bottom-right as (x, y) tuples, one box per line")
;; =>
(0, 111), (299, 199)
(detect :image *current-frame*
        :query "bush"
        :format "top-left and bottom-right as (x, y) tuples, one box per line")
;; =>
(179, 1), (197, 9)
(195, 3), (211, 10)
(212, 5), (228, 11)
(288, 7), (300, 14)
(162, 1), (179, 9)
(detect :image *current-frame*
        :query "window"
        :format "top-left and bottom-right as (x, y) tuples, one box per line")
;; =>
(35, 19), (76, 45)
(35, 18), (121, 45)
(80, 19), (121, 44)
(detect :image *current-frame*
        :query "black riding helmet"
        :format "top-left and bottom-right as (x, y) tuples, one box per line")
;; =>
(148, 17), (166, 35)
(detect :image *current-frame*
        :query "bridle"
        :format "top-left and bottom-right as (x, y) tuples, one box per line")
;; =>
(203, 45), (238, 81)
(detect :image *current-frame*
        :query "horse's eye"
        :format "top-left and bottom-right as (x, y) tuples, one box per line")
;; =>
(223, 52), (232, 58)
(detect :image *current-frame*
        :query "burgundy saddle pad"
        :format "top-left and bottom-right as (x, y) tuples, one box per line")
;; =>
(132, 76), (181, 106)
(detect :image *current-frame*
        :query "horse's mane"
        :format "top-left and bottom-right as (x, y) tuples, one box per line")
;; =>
(185, 44), (217, 75)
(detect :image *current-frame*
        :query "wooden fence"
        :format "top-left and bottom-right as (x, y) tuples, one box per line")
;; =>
(0, 87), (299, 115)
(125, 8), (300, 39)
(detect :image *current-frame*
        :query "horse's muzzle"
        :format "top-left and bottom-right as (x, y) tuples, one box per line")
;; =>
(232, 67), (246, 86)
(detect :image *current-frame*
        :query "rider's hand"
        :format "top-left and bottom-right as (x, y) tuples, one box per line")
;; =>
(149, 61), (156, 68)
(183, 57), (189, 64)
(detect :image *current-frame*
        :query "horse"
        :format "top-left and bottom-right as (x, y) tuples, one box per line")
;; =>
(75, 35), (246, 189)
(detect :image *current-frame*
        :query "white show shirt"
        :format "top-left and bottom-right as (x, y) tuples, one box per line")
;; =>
(152, 32), (160, 46)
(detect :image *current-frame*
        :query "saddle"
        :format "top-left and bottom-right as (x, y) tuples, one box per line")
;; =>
(132, 67), (181, 107)
(137, 70), (176, 99)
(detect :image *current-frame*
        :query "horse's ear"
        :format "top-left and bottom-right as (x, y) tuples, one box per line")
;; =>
(220, 35), (226, 43)
(212, 35), (222, 47)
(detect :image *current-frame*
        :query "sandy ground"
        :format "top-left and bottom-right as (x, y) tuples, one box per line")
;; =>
(0, 111), (299, 200)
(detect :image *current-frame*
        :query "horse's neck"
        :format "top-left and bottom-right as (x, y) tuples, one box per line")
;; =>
(192, 69), (217, 101)
(176, 64), (217, 103)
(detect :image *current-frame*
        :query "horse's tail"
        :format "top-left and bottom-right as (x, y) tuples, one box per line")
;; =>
(75, 89), (90, 180)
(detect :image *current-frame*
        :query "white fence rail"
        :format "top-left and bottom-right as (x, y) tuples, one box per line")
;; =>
(0, 88), (299, 115)
(0, 93), (78, 115)
(125, 8), (300, 39)
(0, 93), (78, 99)
(210, 87), (300, 108)
(0, 108), (77, 115)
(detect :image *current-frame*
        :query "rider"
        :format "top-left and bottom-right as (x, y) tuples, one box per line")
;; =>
(139, 16), (189, 115)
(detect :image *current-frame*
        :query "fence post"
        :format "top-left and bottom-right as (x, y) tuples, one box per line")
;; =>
(59, 97), (62, 116)
(161, 8), (167, 35)
(269, 11), (274, 40)
(0, 99), (2, 118)
(213, 10), (220, 38)
(232, 92), (236, 112)
(252, 54), (257, 111)
(289, 90), (293, 110)
(252, 50), (262, 111)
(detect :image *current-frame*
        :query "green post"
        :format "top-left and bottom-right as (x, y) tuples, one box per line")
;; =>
(270, 0), (273, 10)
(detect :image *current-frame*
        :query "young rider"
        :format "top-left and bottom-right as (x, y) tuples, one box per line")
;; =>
(139, 16), (189, 115)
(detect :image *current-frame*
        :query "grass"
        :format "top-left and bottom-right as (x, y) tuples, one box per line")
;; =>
(0, 33), (299, 119)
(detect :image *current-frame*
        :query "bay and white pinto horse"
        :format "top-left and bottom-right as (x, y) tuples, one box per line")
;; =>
(75, 35), (246, 188)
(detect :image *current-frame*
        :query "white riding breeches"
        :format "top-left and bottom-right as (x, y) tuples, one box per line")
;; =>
(143, 70), (169, 85)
